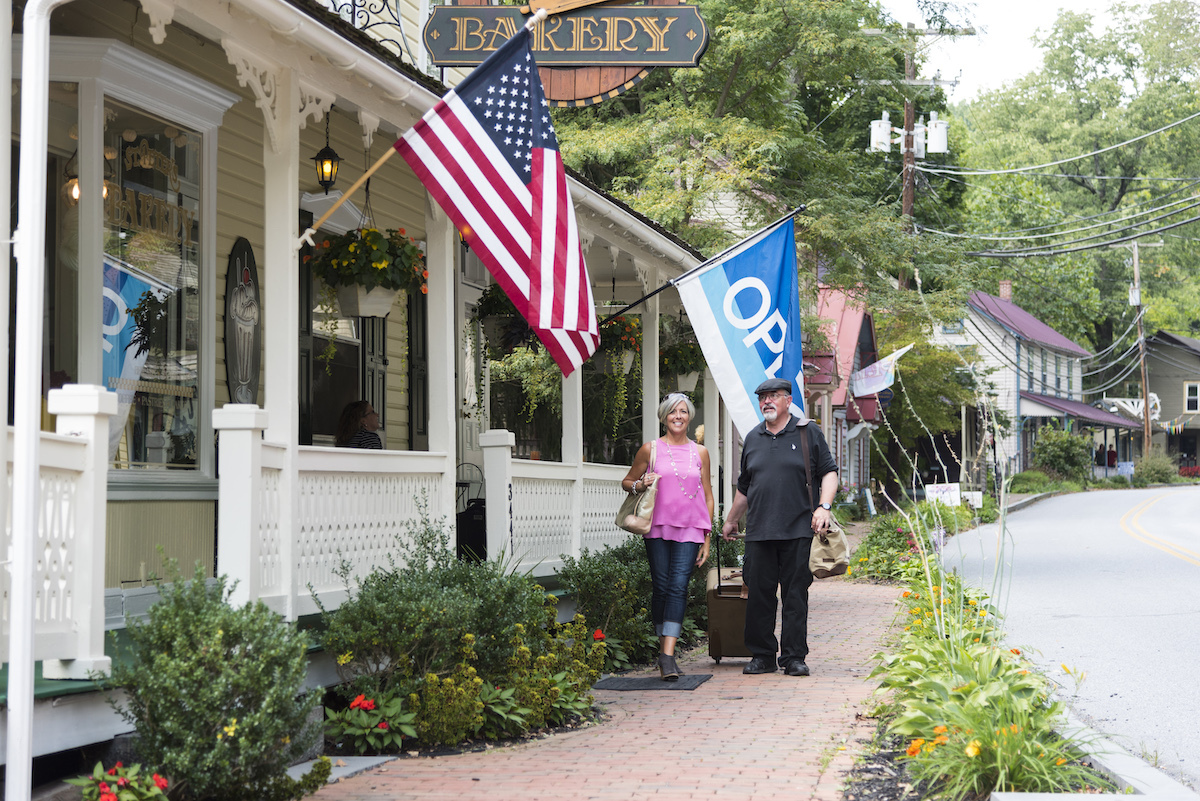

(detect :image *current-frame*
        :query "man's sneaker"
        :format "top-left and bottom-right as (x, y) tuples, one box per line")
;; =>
(743, 656), (775, 674)
(784, 659), (810, 677)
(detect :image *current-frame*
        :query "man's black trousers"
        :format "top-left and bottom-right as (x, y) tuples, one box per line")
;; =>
(743, 537), (814, 666)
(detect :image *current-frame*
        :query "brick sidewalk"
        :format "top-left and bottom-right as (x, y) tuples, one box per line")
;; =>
(313, 579), (900, 801)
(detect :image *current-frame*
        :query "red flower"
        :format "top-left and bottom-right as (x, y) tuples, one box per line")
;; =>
(118, 777), (129, 787)
(362, 698), (376, 710)
(100, 794), (117, 801)
(593, 629), (605, 641)
(350, 694), (366, 710)
(154, 774), (169, 790)
(378, 721), (389, 729)
(99, 782), (111, 793)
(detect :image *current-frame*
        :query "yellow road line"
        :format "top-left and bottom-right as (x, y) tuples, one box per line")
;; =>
(1119, 493), (1200, 567)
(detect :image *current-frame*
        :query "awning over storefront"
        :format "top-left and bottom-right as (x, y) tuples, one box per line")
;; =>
(1019, 391), (1138, 429)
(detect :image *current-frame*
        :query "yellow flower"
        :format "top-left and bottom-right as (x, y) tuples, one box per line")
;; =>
(337, 651), (353, 665)
(978, 610), (987, 617)
(1062, 664), (1072, 674)
(374, 260), (387, 270)
(1056, 757), (1068, 766)
(223, 718), (238, 738)
(282, 735), (291, 745)
(965, 740), (981, 758)
(968, 599), (978, 606)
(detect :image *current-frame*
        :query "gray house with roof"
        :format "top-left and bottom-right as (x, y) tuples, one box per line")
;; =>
(933, 283), (1136, 481)
(1146, 330), (1200, 468)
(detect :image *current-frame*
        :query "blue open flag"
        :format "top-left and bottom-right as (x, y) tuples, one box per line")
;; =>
(674, 217), (804, 437)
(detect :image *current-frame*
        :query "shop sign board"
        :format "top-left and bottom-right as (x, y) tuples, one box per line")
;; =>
(424, 0), (708, 106)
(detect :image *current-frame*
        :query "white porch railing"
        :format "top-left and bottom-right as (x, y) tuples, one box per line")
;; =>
(213, 405), (449, 619)
(1, 385), (115, 678)
(480, 429), (630, 577)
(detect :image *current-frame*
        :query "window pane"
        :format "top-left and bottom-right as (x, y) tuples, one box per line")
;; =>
(103, 100), (201, 469)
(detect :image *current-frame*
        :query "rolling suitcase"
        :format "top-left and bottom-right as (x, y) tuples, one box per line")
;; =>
(706, 562), (751, 663)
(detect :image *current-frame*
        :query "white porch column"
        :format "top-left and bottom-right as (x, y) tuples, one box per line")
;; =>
(424, 193), (457, 523)
(10, 1), (71, 794)
(260, 68), (301, 617)
(42, 384), (116, 680)
(480, 429), (514, 561)
(722, 402), (735, 518)
(562, 368), (583, 558)
(703, 370), (719, 511)
(641, 280), (660, 444)
(212, 405), (268, 608)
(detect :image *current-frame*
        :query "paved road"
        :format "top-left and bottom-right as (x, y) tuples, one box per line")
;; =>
(947, 486), (1200, 792)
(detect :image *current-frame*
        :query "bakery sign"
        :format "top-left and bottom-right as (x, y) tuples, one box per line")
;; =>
(425, 0), (708, 106)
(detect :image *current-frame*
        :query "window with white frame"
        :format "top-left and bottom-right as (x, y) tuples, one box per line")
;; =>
(1055, 354), (1061, 396)
(12, 37), (235, 482)
(1187, 382), (1199, 413)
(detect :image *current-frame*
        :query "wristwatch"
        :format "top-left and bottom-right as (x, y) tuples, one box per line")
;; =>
(819, 502), (832, 510)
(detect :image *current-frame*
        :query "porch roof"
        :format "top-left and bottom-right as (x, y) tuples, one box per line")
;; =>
(1019, 391), (1137, 429)
(814, 287), (873, 407)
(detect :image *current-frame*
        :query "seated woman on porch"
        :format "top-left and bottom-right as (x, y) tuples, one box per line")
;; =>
(621, 392), (714, 681)
(336, 400), (382, 449)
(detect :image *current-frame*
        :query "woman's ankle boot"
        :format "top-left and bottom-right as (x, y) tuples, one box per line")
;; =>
(658, 653), (680, 681)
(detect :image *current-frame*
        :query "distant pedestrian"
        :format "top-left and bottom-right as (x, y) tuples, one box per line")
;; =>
(1107, 445), (1117, 468)
(1095, 445), (1105, 467)
(336, 400), (382, 449)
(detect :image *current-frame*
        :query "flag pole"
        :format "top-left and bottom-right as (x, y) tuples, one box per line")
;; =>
(297, 10), (551, 249)
(599, 204), (805, 325)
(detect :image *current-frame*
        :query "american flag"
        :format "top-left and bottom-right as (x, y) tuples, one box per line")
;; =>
(395, 27), (599, 376)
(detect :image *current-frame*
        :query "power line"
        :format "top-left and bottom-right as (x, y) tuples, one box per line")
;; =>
(917, 109), (1200, 177)
(927, 180), (1200, 237)
(923, 192), (1200, 242)
(967, 210), (1200, 258)
(967, 198), (1200, 254)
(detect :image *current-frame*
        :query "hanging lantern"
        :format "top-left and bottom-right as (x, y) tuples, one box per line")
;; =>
(312, 110), (341, 194)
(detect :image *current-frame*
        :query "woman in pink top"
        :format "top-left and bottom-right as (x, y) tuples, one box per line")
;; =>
(621, 393), (714, 680)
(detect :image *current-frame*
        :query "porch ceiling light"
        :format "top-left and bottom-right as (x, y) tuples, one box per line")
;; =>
(312, 110), (341, 194)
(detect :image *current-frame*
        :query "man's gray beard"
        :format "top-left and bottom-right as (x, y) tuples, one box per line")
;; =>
(762, 409), (778, 422)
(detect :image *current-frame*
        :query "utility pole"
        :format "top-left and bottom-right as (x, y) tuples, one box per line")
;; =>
(901, 36), (916, 237)
(1110, 240), (1162, 458)
(865, 23), (972, 289)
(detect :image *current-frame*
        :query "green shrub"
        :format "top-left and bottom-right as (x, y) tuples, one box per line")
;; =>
(109, 562), (329, 801)
(555, 536), (657, 667)
(324, 690), (418, 754)
(1007, 470), (1053, 494)
(870, 561), (1113, 798)
(1136, 450), (1178, 484)
(408, 638), (485, 747)
(318, 508), (554, 698)
(1029, 425), (1093, 483)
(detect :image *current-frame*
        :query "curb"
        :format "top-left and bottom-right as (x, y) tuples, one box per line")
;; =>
(288, 756), (397, 784)
(992, 713), (1200, 801)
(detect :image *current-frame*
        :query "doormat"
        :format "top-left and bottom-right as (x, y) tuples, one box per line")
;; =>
(593, 673), (712, 691)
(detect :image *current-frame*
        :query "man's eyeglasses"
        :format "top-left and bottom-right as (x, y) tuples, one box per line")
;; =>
(758, 391), (790, 402)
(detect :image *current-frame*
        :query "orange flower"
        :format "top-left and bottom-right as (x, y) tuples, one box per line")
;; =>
(906, 739), (925, 757)
(420, 285), (428, 294)
(933, 725), (948, 734)
(1010, 648), (1021, 655)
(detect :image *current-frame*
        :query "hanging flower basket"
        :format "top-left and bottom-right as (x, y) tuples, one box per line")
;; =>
(594, 350), (636, 376)
(335, 284), (400, 318)
(677, 371), (700, 392)
(304, 226), (426, 318)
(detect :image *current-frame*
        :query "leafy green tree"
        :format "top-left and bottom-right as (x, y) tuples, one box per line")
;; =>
(952, 1), (1200, 393)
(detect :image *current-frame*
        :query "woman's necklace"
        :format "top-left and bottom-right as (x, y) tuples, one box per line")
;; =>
(664, 439), (700, 500)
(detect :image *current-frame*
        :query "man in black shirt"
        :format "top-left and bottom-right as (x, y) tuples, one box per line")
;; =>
(721, 378), (839, 676)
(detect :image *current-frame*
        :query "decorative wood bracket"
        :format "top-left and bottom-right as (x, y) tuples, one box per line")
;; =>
(224, 40), (285, 153)
(358, 110), (381, 151)
(138, 0), (176, 44)
(298, 79), (334, 131)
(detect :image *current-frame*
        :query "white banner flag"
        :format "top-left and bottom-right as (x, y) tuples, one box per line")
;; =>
(849, 343), (913, 398)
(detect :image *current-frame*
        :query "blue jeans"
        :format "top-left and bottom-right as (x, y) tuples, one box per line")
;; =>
(644, 538), (701, 639)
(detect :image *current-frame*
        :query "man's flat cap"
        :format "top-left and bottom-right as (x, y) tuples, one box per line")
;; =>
(754, 378), (792, 395)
